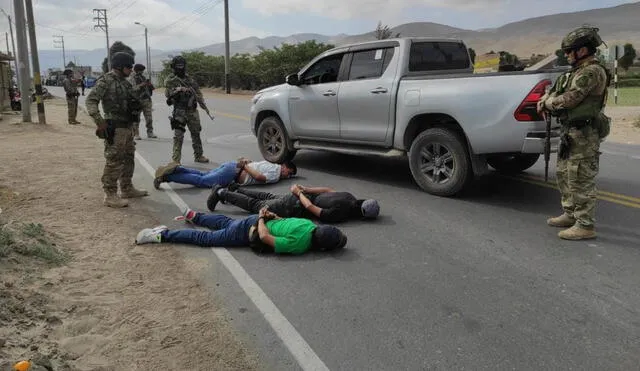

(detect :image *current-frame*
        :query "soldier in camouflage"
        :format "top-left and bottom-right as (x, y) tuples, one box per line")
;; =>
(128, 63), (157, 139)
(86, 52), (149, 208)
(537, 26), (611, 240)
(62, 69), (80, 125)
(165, 55), (211, 164)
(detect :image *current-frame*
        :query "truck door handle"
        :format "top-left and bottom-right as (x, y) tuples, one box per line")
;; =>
(322, 90), (336, 96)
(370, 87), (388, 94)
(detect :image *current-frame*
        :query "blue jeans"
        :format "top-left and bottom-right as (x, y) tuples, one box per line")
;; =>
(165, 161), (238, 188)
(161, 213), (259, 247)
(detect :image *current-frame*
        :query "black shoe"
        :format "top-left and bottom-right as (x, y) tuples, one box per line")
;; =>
(207, 184), (223, 211)
(228, 182), (240, 192)
(153, 176), (163, 190)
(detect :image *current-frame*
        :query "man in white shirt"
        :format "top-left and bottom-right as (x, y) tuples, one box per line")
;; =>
(153, 158), (296, 190)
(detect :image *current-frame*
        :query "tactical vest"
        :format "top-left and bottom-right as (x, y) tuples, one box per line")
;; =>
(555, 60), (611, 138)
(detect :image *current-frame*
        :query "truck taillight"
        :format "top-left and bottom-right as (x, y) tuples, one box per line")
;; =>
(514, 79), (552, 122)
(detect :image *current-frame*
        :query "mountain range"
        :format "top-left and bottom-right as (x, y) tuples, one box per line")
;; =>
(34, 1), (640, 73)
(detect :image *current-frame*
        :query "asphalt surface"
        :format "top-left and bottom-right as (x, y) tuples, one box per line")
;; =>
(50, 86), (640, 370)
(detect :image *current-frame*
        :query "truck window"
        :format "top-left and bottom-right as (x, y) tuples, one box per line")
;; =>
(300, 53), (345, 85)
(409, 41), (470, 71)
(347, 48), (395, 80)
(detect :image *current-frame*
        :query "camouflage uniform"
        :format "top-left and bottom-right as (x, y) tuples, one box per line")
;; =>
(62, 74), (80, 125)
(86, 53), (148, 208)
(539, 26), (610, 240)
(165, 72), (209, 163)
(128, 70), (156, 139)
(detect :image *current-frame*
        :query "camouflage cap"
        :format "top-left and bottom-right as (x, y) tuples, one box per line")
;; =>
(561, 26), (604, 51)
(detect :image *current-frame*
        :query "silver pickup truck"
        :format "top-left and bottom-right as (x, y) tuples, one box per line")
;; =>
(249, 37), (563, 196)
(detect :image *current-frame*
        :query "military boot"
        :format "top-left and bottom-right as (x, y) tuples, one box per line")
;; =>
(120, 186), (149, 199)
(558, 225), (596, 240)
(194, 155), (210, 163)
(546, 213), (576, 227)
(104, 192), (128, 208)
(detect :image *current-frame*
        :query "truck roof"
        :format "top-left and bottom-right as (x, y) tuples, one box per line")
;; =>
(335, 37), (466, 51)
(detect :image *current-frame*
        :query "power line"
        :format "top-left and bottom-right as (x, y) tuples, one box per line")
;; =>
(93, 8), (110, 70)
(152, 0), (222, 33)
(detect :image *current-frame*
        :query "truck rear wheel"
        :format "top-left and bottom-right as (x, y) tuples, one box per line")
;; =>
(257, 116), (297, 163)
(408, 128), (472, 196)
(487, 153), (540, 174)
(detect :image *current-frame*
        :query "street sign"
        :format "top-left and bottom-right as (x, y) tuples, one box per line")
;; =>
(609, 45), (625, 61)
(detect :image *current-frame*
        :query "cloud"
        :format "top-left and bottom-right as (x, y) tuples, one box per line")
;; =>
(0, 0), (265, 51)
(240, 0), (509, 19)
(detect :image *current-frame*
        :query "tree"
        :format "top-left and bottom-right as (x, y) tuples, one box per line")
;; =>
(374, 21), (400, 40)
(618, 43), (636, 70)
(101, 41), (136, 73)
(554, 49), (569, 66)
(468, 48), (476, 64)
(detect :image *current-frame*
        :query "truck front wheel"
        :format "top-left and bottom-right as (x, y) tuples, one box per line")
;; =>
(487, 153), (540, 174)
(257, 116), (297, 163)
(408, 128), (472, 197)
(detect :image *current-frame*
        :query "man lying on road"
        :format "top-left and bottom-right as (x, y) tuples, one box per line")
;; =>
(135, 207), (347, 254)
(153, 157), (297, 190)
(207, 183), (380, 223)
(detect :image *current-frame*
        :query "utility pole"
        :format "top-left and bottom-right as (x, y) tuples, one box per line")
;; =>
(53, 35), (65, 68)
(1, 8), (19, 88)
(224, 0), (230, 94)
(93, 9), (110, 71)
(134, 21), (150, 77)
(13, 0), (31, 122)
(5, 32), (8, 54)
(25, 0), (46, 124)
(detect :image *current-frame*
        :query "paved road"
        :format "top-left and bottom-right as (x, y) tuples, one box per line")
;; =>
(51, 86), (640, 370)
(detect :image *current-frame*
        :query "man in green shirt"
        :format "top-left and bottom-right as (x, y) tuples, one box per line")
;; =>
(134, 207), (347, 254)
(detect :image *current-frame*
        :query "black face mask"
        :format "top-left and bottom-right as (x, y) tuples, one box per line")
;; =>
(174, 64), (186, 77)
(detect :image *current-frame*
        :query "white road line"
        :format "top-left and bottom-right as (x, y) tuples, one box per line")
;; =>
(134, 152), (330, 371)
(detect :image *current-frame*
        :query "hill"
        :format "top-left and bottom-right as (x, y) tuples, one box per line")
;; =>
(36, 2), (640, 71)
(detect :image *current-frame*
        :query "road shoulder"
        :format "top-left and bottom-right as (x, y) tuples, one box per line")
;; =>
(0, 99), (259, 370)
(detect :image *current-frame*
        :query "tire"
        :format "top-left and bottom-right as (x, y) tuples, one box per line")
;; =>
(256, 116), (297, 163)
(487, 153), (540, 174)
(408, 128), (472, 197)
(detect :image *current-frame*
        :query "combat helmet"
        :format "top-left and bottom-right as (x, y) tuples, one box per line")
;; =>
(170, 55), (186, 70)
(63, 69), (73, 76)
(133, 63), (146, 72)
(111, 52), (134, 69)
(561, 25), (605, 52)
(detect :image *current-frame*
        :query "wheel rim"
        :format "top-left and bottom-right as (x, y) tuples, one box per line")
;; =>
(419, 142), (455, 184)
(261, 125), (284, 157)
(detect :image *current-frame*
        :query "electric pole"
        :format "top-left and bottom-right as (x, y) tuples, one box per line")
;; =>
(53, 35), (65, 68)
(25, 0), (46, 124)
(13, 0), (31, 122)
(224, 0), (230, 94)
(0, 8), (19, 88)
(135, 21), (150, 77)
(5, 32), (8, 54)
(93, 9), (110, 71)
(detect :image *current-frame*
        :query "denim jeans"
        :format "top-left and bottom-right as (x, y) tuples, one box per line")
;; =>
(161, 213), (259, 247)
(165, 161), (238, 188)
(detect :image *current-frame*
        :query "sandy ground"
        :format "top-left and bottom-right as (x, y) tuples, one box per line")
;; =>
(604, 105), (640, 145)
(0, 99), (260, 371)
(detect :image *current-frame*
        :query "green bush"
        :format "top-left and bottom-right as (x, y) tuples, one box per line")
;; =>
(159, 40), (335, 90)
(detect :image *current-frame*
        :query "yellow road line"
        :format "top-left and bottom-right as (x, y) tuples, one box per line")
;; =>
(216, 111), (249, 121)
(509, 175), (640, 209)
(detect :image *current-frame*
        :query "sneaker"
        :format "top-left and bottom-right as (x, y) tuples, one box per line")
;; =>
(135, 225), (168, 244)
(207, 184), (223, 211)
(153, 176), (164, 190)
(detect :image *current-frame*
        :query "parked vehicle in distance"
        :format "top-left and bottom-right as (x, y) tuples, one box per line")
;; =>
(249, 37), (564, 196)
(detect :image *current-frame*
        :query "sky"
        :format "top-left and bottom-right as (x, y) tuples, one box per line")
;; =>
(0, 0), (635, 53)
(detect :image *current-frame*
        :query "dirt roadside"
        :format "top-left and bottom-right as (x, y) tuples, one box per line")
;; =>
(0, 99), (260, 371)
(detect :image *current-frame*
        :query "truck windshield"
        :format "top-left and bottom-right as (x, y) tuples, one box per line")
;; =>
(409, 41), (470, 71)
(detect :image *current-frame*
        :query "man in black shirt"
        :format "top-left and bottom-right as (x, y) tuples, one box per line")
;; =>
(207, 183), (380, 223)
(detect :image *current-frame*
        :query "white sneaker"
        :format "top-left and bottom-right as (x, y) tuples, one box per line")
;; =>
(135, 225), (168, 244)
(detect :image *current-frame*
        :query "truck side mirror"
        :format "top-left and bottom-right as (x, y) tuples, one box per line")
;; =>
(286, 74), (300, 86)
